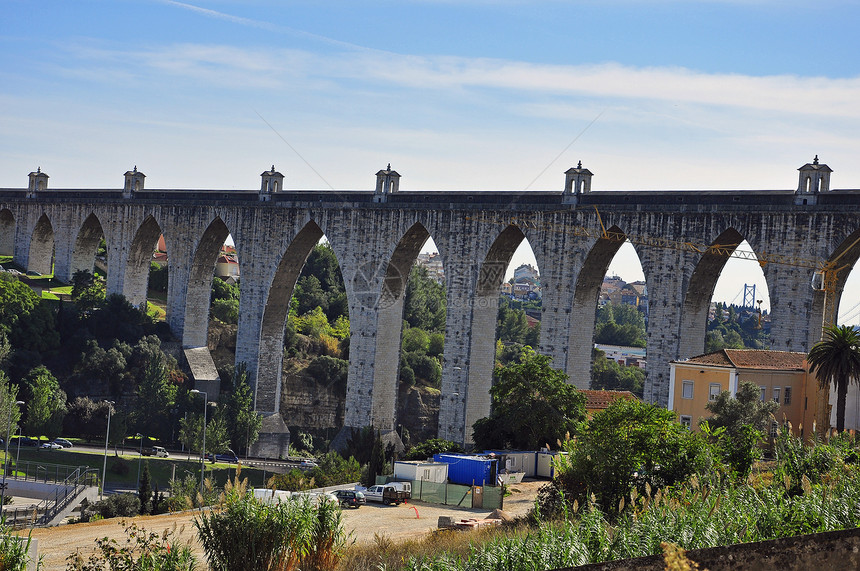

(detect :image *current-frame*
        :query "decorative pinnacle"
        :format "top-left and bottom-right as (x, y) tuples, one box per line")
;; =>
(387, 163), (391, 171)
(271, 165), (275, 172)
(577, 160), (582, 169)
(814, 155), (819, 165)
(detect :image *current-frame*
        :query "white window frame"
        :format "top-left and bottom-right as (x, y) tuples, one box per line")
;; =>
(682, 380), (694, 400)
(773, 387), (781, 404)
(709, 383), (722, 402)
(680, 415), (692, 430)
(760, 386), (766, 402)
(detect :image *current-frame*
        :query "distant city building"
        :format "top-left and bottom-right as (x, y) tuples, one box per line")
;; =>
(416, 252), (445, 283)
(595, 344), (646, 369)
(513, 263), (539, 284)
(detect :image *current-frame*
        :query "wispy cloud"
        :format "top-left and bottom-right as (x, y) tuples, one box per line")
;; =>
(61, 40), (860, 120)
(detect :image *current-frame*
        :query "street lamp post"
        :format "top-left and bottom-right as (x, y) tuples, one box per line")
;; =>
(101, 401), (115, 501)
(14, 427), (22, 478)
(189, 390), (208, 495)
(1, 400), (24, 509)
(135, 433), (143, 491)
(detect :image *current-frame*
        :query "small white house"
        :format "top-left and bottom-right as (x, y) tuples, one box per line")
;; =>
(393, 461), (449, 484)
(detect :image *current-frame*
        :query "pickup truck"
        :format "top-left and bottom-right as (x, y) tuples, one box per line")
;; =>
(363, 484), (407, 506)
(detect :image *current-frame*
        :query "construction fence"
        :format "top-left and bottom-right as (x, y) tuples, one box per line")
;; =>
(377, 477), (503, 510)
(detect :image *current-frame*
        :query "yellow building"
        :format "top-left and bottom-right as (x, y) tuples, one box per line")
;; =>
(669, 349), (819, 438)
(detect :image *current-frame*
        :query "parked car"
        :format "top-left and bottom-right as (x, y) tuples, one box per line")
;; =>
(141, 446), (169, 458)
(12, 437), (39, 447)
(52, 438), (73, 448)
(299, 460), (318, 469)
(363, 485), (407, 506)
(205, 450), (238, 463)
(40, 441), (62, 450)
(333, 489), (366, 509)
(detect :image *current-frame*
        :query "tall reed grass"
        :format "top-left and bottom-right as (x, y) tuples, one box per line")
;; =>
(382, 464), (860, 571)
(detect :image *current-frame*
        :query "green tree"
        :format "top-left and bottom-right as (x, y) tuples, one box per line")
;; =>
(364, 430), (386, 487)
(554, 398), (713, 516)
(404, 265), (446, 333)
(404, 438), (462, 461)
(472, 347), (586, 450)
(591, 348), (645, 396)
(401, 327), (429, 353)
(132, 337), (177, 441)
(807, 324), (860, 433)
(221, 365), (263, 454)
(704, 380), (780, 434)
(0, 371), (21, 443)
(138, 462), (152, 514)
(23, 366), (66, 440)
(702, 381), (779, 478)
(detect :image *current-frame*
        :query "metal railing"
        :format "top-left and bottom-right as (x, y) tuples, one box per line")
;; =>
(34, 467), (99, 526)
(1, 463), (99, 527)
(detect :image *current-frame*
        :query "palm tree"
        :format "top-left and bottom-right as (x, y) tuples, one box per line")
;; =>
(807, 324), (860, 433)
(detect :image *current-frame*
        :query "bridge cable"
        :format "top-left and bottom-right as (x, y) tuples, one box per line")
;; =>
(524, 108), (605, 191)
(254, 110), (335, 190)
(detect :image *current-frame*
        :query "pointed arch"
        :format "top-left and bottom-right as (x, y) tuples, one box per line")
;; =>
(70, 213), (105, 279)
(0, 209), (14, 257)
(459, 224), (527, 445)
(28, 214), (54, 275)
(255, 220), (325, 413)
(183, 217), (231, 348)
(125, 216), (164, 308)
(828, 227), (860, 328)
(565, 226), (630, 388)
(678, 228), (745, 358)
(372, 222), (433, 432)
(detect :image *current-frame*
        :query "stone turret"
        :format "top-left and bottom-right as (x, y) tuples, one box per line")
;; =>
(373, 164), (400, 203)
(795, 156), (832, 205)
(123, 166), (145, 198)
(562, 161), (593, 204)
(27, 167), (48, 198)
(260, 165), (284, 201)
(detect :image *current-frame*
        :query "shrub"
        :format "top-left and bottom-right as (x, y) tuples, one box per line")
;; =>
(195, 493), (346, 571)
(66, 521), (195, 570)
(0, 517), (37, 571)
(211, 298), (239, 324)
(82, 493), (140, 521)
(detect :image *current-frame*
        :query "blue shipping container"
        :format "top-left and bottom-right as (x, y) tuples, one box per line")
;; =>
(433, 454), (499, 486)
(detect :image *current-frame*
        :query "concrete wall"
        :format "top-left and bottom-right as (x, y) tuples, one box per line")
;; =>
(567, 527), (860, 571)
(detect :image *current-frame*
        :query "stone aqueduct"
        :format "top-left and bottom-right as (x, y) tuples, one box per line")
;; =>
(1, 159), (858, 453)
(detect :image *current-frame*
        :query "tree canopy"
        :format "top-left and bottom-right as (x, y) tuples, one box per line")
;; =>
(473, 347), (585, 450)
(808, 325), (860, 433)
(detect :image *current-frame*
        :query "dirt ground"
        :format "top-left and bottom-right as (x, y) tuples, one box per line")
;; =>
(24, 480), (546, 570)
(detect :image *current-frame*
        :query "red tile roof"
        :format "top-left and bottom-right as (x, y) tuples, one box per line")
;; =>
(579, 389), (637, 410)
(678, 349), (807, 371)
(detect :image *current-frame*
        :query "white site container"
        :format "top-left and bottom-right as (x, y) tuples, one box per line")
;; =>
(536, 451), (567, 478)
(253, 488), (292, 503)
(393, 461), (449, 484)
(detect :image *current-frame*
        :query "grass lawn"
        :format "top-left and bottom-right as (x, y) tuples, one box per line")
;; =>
(4, 447), (273, 491)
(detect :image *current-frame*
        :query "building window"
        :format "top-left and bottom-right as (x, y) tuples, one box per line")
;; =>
(770, 421), (779, 438)
(680, 415), (692, 430)
(709, 383), (722, 401)
(422, 468), (430, 480)
(773, 387), (781, 404)
(760, 386), (766, 402)
(682, 381), (694, 399)
(784, 386), (792, 405)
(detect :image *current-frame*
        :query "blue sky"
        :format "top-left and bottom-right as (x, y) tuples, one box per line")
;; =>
(3, 0), (860, 320)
